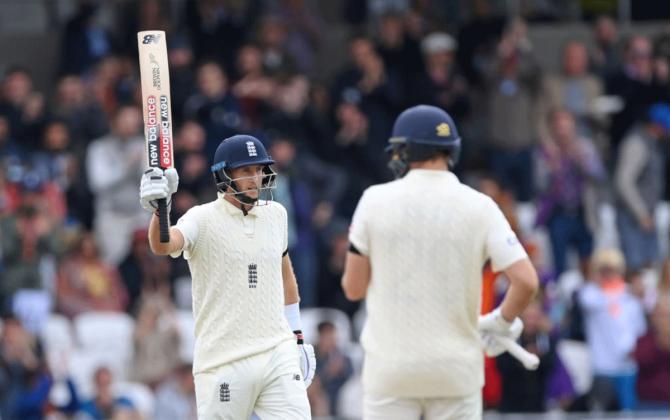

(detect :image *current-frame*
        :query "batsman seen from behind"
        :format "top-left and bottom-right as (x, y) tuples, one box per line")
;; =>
(139, 134), (315, 419)
(342, 105), (539, 420)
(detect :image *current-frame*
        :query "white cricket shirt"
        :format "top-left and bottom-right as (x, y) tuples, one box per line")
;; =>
(171, 195), (293, 374)
(349, 169), (528, 398)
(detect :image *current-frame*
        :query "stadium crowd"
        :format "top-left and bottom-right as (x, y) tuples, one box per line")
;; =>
(2, 0), (670, 418)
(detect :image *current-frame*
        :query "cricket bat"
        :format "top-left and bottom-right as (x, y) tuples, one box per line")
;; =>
(495, 335), (540, 370)
(137, 30), (174, 243)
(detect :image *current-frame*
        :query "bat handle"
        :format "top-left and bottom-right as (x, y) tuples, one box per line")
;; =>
(157, 197), (170, 243)
(496, 336), (540, 370)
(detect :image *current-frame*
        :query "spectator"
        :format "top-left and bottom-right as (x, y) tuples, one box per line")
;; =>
(232, 44), (275, 130)
(578, 248), (646, 411)
(78, 366), (137, 420)
(483, 18), (541, 201)
(118, 229), (172, 315)
(269, 0), (324, 76)
(86, 105), (147, 265)
(182, 0), (259, 72)
(56, 231), (128, 318)
(634, 296), (670, 410)
(0, 115), (21, 164)
(538, 41), (605, 141)
(590, 15), (622, 79)
(53, 75), (109, 157)
(0, 174), (64, 307)
(268, 135), (347, 307)
(153, 363), (197, 420)
(131, 293), (180, 388)
(314, 321), (353, 416)
(184, 61), (242, 158)
(166, 36), (196, 127)
(0, 314), (42, 419)
(411, 32), (470, 121)
(497, 300), (557, 413)
(59, 1), (113, 76)
(0, 67), (47, 151)
(614, 103), (669, 273)
(374, 11), (423, 91)
(535, 109), (606, 276)
(256, 15), (299, 77)
(607, 35), (668, 149)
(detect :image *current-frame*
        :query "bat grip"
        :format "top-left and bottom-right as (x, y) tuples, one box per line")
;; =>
(157, 197), (170, 243)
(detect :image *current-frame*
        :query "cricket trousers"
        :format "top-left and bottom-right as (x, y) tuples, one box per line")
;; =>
(363, 392), (482, 420)
(194, 339), (311, 419)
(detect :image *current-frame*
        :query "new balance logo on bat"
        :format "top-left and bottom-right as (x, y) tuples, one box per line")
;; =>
(220, 383), (230, 402)
(142, 34), (161, 44)
(248, 263), (257, 288)
(246, 141), (257, 157)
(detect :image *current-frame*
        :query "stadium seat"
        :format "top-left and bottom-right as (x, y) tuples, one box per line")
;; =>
(336, 375), (363, 419)
(175, 309), (195, 363)
(73, 311), (135, 380)
(40, 313), (75, 374)
(556, 339), (592, 396)
(300, 307), (352, 347)
(515, 202), (537, 237)
(115, 381), (156, 419)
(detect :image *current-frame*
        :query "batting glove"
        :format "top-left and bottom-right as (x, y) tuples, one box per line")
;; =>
(294, 331), (316, 387)
(478, 307), (523, 357)
(139, 167), (179, 213)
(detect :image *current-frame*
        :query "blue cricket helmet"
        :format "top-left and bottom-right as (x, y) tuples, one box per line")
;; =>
(387, 105), (462, 177)
(211, 134), (276, 194)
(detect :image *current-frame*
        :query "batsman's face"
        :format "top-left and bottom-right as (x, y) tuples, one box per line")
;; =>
(230, 164), (263, 197)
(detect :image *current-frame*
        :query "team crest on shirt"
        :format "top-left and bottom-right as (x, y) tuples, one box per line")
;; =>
(248, 263), (258, 288)
(219, 383), (230, 402)
(436, 122), (451, 137)
(246, 141), (257, 157)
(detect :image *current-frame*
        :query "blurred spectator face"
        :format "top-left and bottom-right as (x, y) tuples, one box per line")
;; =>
(591, 249), (626, 282)
(563, 42), (589, 77)
(260, 16), (288, 50)
(177, 121), (206, 152)
(269, 138), (296, 168)
(626, 36), (653, 79)
(237, 45), (264, 76)
(317, 322), (337, 353)
(350, 38), (378, 69)
(273, 76), (309, 115)
(57, 75), (86, 107)
(43, 121), (70, 151)
(196, 62), (228, 99)
(549, 109), (576, 144)
(94, 366), (114, 401)
(169, 45), (193, 69)
(95, 56), (122, 84)
(79, 232), (100, 260)
(595, 16), (617, 45)
(113, 106), (142, 138)
(421, 32), (456, 69)
(521, 301), (547, 334)
(379, 13), (405, 47)
(181, 153), (207, 181)
(3, 70), (32, 106)
(479, 176), (502, 200)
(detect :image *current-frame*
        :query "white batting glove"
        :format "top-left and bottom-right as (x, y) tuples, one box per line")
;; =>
(478, 307), (523, 357)
(294, 331), (316, 387)
(139, 167), (179, 213)
(299, 343), (316, 388)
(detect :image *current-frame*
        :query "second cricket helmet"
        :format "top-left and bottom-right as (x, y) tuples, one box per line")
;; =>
(386, 105), (461, 177)
(210, 135), (276, 197)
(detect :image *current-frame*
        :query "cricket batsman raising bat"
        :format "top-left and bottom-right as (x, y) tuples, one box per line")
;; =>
(138, 30), (174, 243)
(138, 30), (314, 418)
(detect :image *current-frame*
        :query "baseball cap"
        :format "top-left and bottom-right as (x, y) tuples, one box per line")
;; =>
(649, 102), (670, 134)
(421, 32), (457, 55)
